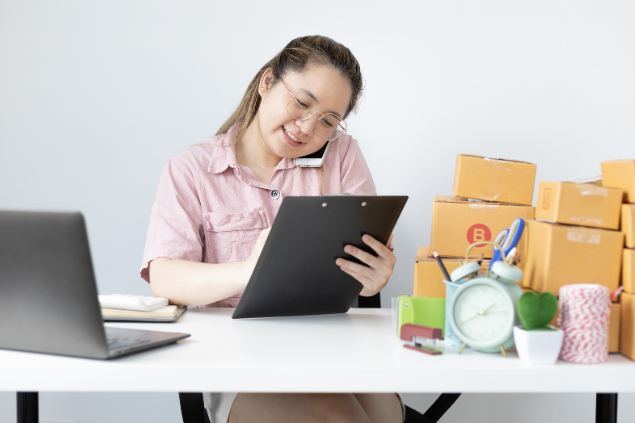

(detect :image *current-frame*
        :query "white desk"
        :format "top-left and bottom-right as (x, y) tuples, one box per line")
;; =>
(1, 307), (634, 394)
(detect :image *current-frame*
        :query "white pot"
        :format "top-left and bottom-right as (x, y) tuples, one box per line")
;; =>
(513, 326), (564, 365)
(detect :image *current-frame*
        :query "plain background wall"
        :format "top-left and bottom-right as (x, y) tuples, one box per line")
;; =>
(1, 0), (634, 422)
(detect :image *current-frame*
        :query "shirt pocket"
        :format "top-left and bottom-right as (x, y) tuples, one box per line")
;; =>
(203, 211), (268, 263)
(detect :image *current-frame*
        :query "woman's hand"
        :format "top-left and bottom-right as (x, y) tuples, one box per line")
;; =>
(241, 227), (271, 285)
(335, 234), (396, 297)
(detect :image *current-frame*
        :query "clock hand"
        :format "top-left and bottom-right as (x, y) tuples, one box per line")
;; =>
(483, 303), (496, 312)
(461, 313), (480, 325)
(462, 304), (501, 325)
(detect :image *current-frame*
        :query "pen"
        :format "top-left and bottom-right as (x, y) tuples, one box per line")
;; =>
(433, 250), (452, 281)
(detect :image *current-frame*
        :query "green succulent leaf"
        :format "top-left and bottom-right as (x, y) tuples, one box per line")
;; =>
(517, 291), (558, 330)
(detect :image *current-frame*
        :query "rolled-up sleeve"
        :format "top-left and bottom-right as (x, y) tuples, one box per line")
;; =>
(140, 158), (204, 282)
(339, 138), (377, 195)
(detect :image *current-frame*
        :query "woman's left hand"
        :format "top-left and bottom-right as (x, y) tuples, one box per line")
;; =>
(335, 234), (396, 297)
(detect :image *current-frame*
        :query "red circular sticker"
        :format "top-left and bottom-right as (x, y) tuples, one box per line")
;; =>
(467, 224), (492, 248)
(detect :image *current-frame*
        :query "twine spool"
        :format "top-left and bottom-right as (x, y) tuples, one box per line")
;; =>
(558, 284), (611, 364)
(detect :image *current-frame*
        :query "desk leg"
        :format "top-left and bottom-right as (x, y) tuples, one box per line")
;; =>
(596, 393), (617, 423)
(17, 392), (38, 423)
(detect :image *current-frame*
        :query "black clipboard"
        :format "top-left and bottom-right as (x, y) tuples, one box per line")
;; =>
(232, 196), (408, 319)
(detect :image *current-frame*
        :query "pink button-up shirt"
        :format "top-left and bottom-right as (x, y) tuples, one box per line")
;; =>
(140, 124), (377, 307)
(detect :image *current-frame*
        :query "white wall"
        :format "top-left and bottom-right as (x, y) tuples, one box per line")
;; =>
(1, 1), (634, 422)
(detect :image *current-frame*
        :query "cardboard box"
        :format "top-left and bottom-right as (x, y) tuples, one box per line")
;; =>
(522, 220), (624, 295)
(565, 176), (602, 186)
(622, 204), (635, 248)
(430, 196), (535, 259)
(623, 248), (635, 294)
(453, 154), (537, 205)
(610, 303), (621, 353)
(413, 247), (491, 297)
(535, 181), (623, 230)
(620, 292), (635, 360)
(601, 159), (635, 203)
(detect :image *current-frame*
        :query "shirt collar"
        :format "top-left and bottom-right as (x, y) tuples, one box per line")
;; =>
(206, 124), (240, 175)
(206, 123), (297, 174)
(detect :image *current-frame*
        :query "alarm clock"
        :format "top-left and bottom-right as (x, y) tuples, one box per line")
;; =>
(447, 275), (523, 355)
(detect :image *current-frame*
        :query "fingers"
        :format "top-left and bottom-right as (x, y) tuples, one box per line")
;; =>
(387, 233), (394, 251)
(335, 235), (397, 296)
(339, 266), (378, 296)
(358, 235), (397, 265)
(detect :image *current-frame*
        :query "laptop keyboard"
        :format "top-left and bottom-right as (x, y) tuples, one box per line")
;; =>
(107, 336), (152, 351)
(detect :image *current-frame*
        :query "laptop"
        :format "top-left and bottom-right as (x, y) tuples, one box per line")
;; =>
(0, 210), (190, 359)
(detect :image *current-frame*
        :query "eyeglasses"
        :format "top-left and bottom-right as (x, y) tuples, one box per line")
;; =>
(281, 80), (347, 141)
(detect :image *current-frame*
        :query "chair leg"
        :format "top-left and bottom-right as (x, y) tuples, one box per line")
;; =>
(17, 392), (38, 423)
(596, 393), (618, 423)
(178, 392), (209, 423)
(403, 393), (461, 423)
(422, 393), (461, 422)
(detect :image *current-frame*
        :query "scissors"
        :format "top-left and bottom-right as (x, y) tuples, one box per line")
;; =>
(489, 218), (525, 268)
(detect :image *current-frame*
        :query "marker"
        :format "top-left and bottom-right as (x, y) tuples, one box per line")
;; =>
(432, 250), (452, 281)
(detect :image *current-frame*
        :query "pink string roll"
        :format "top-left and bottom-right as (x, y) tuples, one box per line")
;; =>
(558, 284), (611, 364)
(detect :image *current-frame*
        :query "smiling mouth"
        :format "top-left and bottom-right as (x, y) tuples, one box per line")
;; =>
(283, 126), (302, 143)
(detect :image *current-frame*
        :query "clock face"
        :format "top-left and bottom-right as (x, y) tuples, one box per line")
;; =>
(452, 282), (514, 347)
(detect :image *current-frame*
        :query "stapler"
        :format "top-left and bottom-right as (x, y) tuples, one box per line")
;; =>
(400, 324), (443, 355)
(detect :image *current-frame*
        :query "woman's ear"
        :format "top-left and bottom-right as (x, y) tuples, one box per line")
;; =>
(258, 69), (274, 96)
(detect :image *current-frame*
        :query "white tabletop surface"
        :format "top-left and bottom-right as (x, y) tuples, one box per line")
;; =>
(1, 308), (633, 393)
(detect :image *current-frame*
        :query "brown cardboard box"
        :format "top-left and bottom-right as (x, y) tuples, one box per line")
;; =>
(601, 159), (635, 203)
(453, 154), (537, 205)
(413, 246), (491, 297)
(623, 248), (635, 294)
(622, 204), (635, 248)
(620, 293), (635, 360)
(430, 196), (535, 259)
(565, 176), (603, 186)
(610, 303), (621, 353)
(522, 220), (624, 295)
(535, 181), (623, 230)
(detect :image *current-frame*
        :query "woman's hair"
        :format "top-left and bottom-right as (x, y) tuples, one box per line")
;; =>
(216, 35), (363, 138)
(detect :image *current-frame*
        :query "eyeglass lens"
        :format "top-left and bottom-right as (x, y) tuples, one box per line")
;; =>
(287, 92), (346, 140)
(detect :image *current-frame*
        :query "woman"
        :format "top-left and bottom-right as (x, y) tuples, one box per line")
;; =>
(141, 35), (403, 423)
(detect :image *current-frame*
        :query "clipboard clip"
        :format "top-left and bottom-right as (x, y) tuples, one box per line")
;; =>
(400, 324), (443, 355)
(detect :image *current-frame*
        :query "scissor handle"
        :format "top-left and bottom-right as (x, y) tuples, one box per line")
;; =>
(489, 230), (509, 267)
(504, 219), (525, 253)
(489, 219), (526, 268)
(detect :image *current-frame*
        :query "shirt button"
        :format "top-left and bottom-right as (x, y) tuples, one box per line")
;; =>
(270, 190), (280, 199)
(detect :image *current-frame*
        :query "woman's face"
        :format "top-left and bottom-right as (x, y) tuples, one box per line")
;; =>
(256, 64), (353, 160)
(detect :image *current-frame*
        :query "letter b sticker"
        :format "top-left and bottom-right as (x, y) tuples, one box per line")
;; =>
(467, 224), (491, 247)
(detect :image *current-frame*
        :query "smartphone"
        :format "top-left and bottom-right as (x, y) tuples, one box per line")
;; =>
(296, 142), (330, 168)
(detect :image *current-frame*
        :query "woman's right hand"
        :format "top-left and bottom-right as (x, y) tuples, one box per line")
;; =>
(241, 227), (271, 286)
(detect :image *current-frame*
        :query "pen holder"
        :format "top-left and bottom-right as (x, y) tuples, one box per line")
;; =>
(443, 280), (464, 348)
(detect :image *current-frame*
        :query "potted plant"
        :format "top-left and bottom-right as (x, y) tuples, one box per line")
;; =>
(513, 291), (563, 365)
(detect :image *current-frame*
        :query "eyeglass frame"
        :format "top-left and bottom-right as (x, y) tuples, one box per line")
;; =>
(279, 79), (348, 141)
